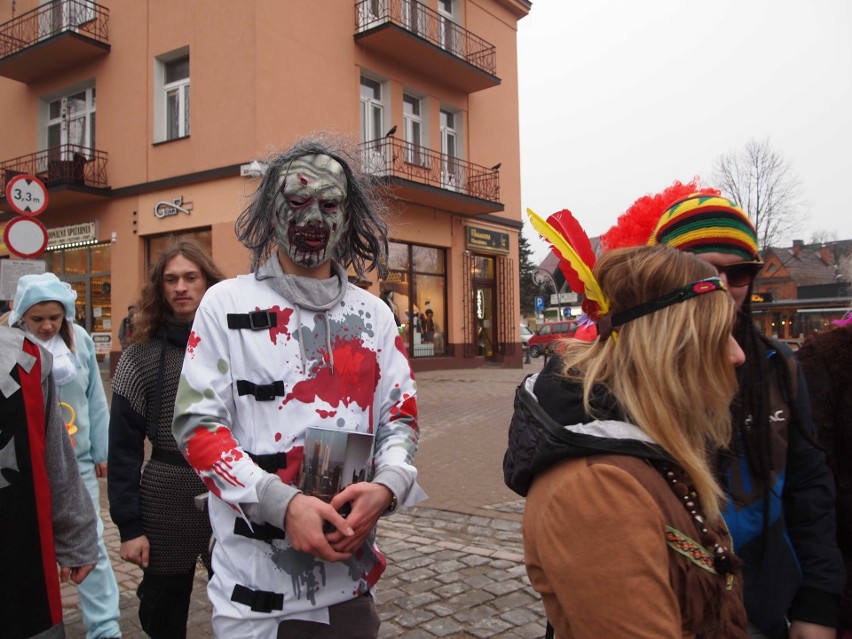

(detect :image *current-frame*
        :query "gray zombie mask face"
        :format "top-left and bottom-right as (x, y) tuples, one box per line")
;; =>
(273, 154), (349, 269)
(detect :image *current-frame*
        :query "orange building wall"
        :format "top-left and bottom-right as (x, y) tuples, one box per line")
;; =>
(0, 0), (530, 368)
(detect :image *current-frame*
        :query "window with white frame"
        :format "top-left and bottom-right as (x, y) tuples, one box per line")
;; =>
(357, 0), (383, 31)
(401, 0), (421, 35)
(440, 109), (461, 190)
(360, 78), (383, 142)
(360, 77), (386, 174)
(403, 94), (426, 166)
(438, 0), (459, 54)
(38, 0), (96, 39)
(154, 49), (190, 142)
(46, 86), (96, 153)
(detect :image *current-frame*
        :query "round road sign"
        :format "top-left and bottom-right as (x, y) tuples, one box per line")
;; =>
(4, 215), (49, 258)
(5, 174), (49, 216)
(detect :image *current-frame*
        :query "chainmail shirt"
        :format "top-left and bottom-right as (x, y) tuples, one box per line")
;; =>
(110, 331), (212, 574)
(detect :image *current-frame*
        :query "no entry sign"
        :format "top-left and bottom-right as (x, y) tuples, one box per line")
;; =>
(3, 216), (48, 258)
(5, 174), (49, 216)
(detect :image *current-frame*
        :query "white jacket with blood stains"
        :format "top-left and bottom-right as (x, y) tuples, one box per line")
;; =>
(172, 258), (420, 626)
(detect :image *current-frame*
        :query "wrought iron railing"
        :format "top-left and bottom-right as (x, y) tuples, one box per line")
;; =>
(0, 0), (109, 59)
(355, 0), (496, 76)
(360, 137), (500, 203)
(1, 145), (109, 193)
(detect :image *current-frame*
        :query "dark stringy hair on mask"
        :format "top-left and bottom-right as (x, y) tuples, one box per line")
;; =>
(235, 135), (390, 278)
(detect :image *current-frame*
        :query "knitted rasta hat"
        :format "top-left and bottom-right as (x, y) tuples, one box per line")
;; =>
(600, 179), (719, 252)
(648, 194), (760, 262)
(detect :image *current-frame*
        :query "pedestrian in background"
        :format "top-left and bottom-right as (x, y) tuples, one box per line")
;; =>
(173, 136), (423, 638)
(798, 312), (852, 639)
(0, 325), (99, 639)
(108, 239), (223, 639)
(10, 273), (122, 639)
(509, 245), (749, 638)
(118, 304), (136, 349)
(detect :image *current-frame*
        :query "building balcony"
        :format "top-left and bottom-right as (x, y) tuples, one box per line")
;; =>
(361, 137), (502, 215)
(354, 0), (499, 93)
(1, 145), (110, 211)
(0, 0), (109, 83)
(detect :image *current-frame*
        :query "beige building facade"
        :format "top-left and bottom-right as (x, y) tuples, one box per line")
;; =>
(0, 0), (530, 371)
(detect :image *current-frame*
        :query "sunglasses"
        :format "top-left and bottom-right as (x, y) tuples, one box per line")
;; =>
(716, 261), (763, 288)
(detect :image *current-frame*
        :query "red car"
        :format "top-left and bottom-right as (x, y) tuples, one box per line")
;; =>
(528, 320), (579, 358)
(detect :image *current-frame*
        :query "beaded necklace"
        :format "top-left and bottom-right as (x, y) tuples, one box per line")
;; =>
(652, 461), (739, 576)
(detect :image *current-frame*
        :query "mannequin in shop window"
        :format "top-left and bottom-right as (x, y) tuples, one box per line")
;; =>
(382, 290), (401, 327)
(423, 309), (444, 352)
(421, 309), (436, 342)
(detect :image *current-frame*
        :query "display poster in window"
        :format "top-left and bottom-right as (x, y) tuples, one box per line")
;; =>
(91, 332), (112, 355)
(0, 258), (46, 300)
(298, 428), (375, 502)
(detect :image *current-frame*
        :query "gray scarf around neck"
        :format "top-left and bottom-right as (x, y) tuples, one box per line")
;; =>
(256, 257), (349, 373)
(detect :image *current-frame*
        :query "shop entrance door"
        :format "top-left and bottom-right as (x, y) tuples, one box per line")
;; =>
(471, 254), (497, 360)
(474, 285), (497, 359)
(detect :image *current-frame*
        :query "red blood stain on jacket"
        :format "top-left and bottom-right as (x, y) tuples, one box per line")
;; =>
(284, 339), (379, 411)
(267, 306), (295, 344)
(187, 330), (201, 357)
(185, 426), (245, 490)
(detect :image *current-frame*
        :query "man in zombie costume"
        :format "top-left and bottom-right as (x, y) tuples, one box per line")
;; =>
(172, 137), (421, 638)
(0, 326), (98, 639)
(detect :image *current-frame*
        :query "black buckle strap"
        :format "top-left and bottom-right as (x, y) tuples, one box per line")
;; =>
(227, 310), (277, 331)
(247, 451), (287, 474)
(231, 583), (284, 613)
(150, 447), (190, 468)
(237, 380), (286, 402)
(233, 517), (286, 541)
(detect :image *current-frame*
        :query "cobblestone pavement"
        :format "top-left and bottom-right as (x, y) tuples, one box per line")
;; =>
(62, 359), (549, 638)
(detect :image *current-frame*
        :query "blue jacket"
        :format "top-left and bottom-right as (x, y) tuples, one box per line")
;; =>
(54, 323), (109, 466)
(722, 339), (843, 638)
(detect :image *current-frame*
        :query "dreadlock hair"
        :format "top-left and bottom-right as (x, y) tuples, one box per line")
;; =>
(558, 245), (738, 522)
(725, 286), (813, 549)
(235, 135), (390, 278)
(132, 238), (225, 344)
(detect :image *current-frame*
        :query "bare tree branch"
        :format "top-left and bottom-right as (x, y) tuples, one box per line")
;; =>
(712, 138), (807, 249)
(810, 229), (838, 244)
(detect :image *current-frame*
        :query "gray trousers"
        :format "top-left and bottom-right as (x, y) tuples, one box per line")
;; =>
(277, 594), (380, 639)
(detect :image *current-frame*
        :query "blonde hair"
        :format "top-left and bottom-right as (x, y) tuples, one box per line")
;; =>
(558, 245), (737, 520)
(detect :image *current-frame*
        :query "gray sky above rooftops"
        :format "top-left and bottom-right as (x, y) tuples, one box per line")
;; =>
(517, 0), (852, 262)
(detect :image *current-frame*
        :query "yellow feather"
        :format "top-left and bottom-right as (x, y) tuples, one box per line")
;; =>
(526, 208), (610, 315)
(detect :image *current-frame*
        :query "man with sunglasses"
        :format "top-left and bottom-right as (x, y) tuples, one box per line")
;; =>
(650, 194), (843, 639)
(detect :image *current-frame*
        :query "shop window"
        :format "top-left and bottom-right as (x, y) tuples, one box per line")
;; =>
(91, 244), (110, 272)
(45, 243), (112, 340)
(379, 241), (446, 358)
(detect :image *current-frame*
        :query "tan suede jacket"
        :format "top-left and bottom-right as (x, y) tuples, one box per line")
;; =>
(523, 454), (749, 639)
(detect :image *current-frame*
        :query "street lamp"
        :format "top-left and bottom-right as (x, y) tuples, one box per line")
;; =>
(533, 267), (561, 320)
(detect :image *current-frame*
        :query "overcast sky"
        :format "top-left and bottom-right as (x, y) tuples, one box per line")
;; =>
(517, 1), (852, 263)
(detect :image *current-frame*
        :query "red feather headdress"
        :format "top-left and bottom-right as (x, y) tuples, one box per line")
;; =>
(600, 179), (719, 251)
(527, 208), (609, 320)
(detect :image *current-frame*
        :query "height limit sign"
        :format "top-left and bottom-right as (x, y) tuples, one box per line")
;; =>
(5, 174), (49, 216)
(4, 174), (49, 259)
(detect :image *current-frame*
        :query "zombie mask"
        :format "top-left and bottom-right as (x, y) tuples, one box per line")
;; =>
(273, 154), (349, 269)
